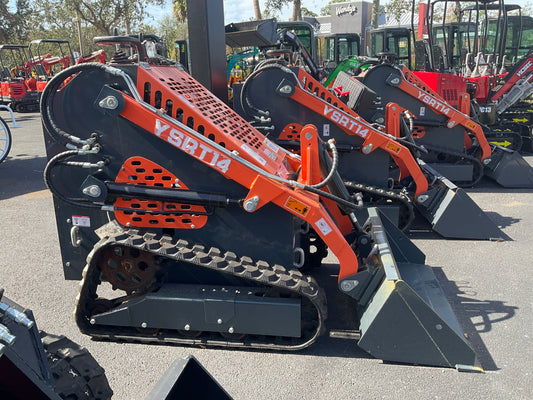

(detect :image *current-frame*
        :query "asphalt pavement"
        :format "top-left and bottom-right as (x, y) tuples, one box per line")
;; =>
(0, 111), (532, 399)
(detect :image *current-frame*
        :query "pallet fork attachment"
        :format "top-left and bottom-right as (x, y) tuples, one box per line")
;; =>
(40, 40), (481, 369)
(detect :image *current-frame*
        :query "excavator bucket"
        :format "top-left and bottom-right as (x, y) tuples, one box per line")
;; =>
(484, 146), (533, 188)
(356, 209), (482, 370)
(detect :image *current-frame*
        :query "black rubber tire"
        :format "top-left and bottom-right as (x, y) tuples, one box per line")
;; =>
(40, 331), (113, 400)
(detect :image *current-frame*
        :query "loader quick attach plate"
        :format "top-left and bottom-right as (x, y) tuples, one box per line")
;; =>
(136, 64), (288, 177)
(114, 157), (208, 229)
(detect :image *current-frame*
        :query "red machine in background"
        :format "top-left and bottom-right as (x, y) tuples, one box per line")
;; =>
(0, 40), (107, 113)
(415, 0), (533, 152)
(0, 44), (42, 112)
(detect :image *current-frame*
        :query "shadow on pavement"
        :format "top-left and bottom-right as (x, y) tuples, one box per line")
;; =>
(0, 155), (48, 200)
(485, 211), (521, 230)
(434, 267), (518, 372)
(407, 213), (515, 242)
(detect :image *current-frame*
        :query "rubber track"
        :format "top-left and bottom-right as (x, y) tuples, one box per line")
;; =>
(484, 128), (523, 152)
(41, 331), (113, 400)
(74, 225), (328, 351)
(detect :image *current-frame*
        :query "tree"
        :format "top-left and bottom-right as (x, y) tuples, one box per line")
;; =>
(253, 0), (262, 20)
(173, 0), (187, 23)
(0, 0), (14, 42)
(66, 0), (164, 35)
(265, 0), (302, 21)
(301, 7), (317, 17)
(11, 0), (33, 42)
(23, 0), (164, 55)
(522, 2), (533, 16)
(292, 0), (301, 21)
(29, 0), (164, 38)
(0, 0), (33, 43)
(320, 0), (345, 16)
(372, 0), (379, 29)
(142, 13), (188, 60)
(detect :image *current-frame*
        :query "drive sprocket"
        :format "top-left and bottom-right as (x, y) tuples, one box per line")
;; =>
(97, 244), (160, 294)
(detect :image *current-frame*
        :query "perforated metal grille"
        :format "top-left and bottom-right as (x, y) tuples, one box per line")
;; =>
(137, 65), (285, 175)
(279, 123), (304, 140)
(114, 157), (207, 229)
(301, 73), (347, 112)
(442, 88), (459, 103)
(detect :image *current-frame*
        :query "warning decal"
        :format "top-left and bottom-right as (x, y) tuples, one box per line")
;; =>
(386, 141), (401, 154)
(315, 218), (333, 235)
(72, 215), (91, 227)
(284, 197), (310, 217)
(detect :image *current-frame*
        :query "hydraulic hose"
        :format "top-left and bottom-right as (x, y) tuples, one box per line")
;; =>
(42, 61), (362, 215)
(43, 149), (102, 209)
(240, 62), (362, 210)
(40, 63), (120, 148)
(240, 61), (295, 120)
(308, 139), (339, 190)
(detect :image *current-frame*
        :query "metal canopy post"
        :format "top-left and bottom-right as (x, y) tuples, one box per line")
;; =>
(186, 0), (228, 103)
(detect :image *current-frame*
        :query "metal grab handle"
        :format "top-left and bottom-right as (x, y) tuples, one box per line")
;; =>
(70, 226), (81, 247)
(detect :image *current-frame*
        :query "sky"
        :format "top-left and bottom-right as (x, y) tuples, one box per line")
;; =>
(147, 1), (331, 26)
(195, 1), (533, 24)
(223, 0), (330, 22)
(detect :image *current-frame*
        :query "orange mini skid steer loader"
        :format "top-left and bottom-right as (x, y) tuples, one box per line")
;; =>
(350, 62), (533, 188)
(236, 60), (503, 240)
(41, 37), (481, 370)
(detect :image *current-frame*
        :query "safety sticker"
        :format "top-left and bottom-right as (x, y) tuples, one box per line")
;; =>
(386, 141), (401, 154)
(72, 215), (91, 227)
(263, 138), (281, 154)
(241, 143), (267, 166)
(323, 124), (330, 137)
(315, 218), (332, 235)
(465, 121), (476, 129)
(284, 197), (310, 217)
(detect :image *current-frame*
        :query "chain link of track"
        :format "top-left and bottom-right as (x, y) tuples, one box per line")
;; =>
(74, 224), (328, 351)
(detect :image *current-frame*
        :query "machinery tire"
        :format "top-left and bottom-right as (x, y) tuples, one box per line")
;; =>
(40, 331), (113, 400)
